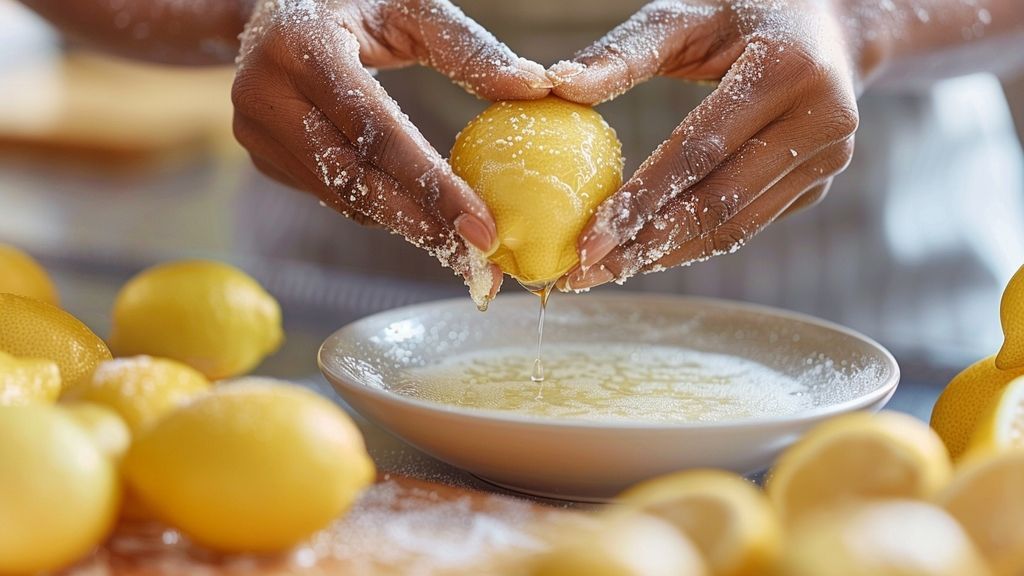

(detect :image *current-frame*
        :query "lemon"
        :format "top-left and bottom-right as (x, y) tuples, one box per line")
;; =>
(110, 260), (283, 380)
(0, 293), (112, 391)
(618, 469), (781, 576)
(451, 97), (623, 285)
(780, 500), (991, 576)
(0, 404), (120, 574)
(66, 355), (210, 434)
(965, 375), (1024, 456)
(123, 378), (375, 553)
(0, 244), (59, 305)
(0, 350), (60, 406)
(766, 411), (951, 523)
(997, 265), (1024, 370)
(64, 402), (132, 461)
(528, 512), (708, 576)
(938, 450), (1024, 576)
(930, 356), (1024, 460)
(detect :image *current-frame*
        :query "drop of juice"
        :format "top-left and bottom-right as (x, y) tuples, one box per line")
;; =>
(518, 280), (553, 394)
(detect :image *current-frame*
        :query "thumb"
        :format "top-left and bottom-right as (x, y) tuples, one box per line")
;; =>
(548, 2), (723, 104)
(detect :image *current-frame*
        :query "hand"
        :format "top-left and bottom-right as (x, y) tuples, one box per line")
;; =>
(550, 0), (860, 290)
(232, 0), (552, 304)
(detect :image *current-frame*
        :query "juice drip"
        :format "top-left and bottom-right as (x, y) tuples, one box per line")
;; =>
(518, 281), (554, 393)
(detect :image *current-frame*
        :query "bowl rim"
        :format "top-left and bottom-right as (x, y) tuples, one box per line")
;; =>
(318, 292), (900, 431)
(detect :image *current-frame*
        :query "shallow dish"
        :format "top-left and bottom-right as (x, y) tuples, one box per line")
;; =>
(319, 293), (899, 501)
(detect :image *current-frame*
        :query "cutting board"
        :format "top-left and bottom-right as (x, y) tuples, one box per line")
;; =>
(0, 52), (237, 162)
(65, 475), (583, 576)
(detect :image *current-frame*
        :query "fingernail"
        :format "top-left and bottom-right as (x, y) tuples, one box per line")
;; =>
(518, 58), (554, 90)
(455, 214), (497, 254)
(579, 232), (617, 270)
(569, 266), (614, 290)
(547, 60), (586, 85)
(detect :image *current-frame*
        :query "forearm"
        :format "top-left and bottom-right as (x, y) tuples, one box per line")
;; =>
(18, 0), (256, 65)
(833, 0), (1024, 90)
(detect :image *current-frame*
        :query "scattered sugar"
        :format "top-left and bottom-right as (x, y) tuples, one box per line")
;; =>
(298, 479), (549, 574)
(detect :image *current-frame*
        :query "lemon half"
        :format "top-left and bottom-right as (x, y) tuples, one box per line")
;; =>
(619, 469), (781, 576)
(767, 411), (951, 523)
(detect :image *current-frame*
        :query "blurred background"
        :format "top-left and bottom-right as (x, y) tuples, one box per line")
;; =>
(2, 0), (1023, 434)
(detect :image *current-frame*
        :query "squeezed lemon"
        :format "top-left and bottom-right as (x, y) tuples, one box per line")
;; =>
(450, 97), (623, 285)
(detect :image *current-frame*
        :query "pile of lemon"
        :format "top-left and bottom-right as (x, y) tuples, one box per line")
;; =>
(0, 246), (374, 574)
(526, 415), (1020, 576)
(521, 266), (1024, 576)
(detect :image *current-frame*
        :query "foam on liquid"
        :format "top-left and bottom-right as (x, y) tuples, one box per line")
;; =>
(399, 344), (812, 423)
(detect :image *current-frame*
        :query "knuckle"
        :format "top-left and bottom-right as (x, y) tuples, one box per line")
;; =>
(693, 187), (743, 233)
(827, 101), (860, 140)
(230, 71), (263, 116)
(835, 136), (856, 168)
(673, 136), (728, 180)
(819, 137), (856, 177)
(705, 222), (748, 255)
(801, 182), (831, 208)
(231, 113), (259, 148)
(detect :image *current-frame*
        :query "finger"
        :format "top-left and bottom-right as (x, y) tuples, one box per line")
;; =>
(548, 2), (731, 104)
(288, 23), (498, 253)
(297, 107), (502, 301)
(252, 112), (502, 297)
(249, 153), (300, 188)
(576, 41), (834, 269)
(646, 177), (829, 272)
(376, 0), (551, 100)
(567, 139), (853, 289)
(779, 180), (832, 219)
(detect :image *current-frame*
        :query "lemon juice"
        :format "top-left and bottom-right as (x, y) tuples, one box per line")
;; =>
(398, 344), (812, 423)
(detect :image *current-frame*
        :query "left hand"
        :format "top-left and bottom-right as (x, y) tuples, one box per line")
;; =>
(550, 0), (860, 290)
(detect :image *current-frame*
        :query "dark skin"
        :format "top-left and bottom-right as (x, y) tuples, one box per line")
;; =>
(20, 0), (1024, 297)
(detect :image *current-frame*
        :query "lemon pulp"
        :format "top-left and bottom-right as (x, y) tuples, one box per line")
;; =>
(396, 344), (810, 423)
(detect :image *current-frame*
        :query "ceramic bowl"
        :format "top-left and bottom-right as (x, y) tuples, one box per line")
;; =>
(319, 293), (899, 501)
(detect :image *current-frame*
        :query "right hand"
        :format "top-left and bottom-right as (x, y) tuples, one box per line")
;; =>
(232, 0), (551, 300)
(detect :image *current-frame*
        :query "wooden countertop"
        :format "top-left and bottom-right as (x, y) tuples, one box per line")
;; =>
(66, 475), (582, 576)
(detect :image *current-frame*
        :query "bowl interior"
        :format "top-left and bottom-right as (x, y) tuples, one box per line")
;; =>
(319, 293), (898, 427)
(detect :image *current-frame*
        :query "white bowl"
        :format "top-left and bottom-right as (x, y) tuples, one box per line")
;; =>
(319, 293), (899, 501)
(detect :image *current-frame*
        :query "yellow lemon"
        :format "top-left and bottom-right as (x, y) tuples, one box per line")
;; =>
(63, 402), (132, 461)
(110, 260), (283, 380)
(997, 265), (1024, 370)
(930, 356), (1024, 460)
(780, 500), (991, 576)
(66, 355), (210, 434)
(0, 293), (112, 391)
(938, 450), (1024, 576)
(766, 411), (951, 524)
(451, 96), (623, 285)
(0, 244), (59, 305)
(528, 512), (708, 576)
(0, 350), (60, 405)
(123, 378), (375, 553)
(618, 469), (781, 576)
(0, 404), (120, 574)
(965, 375), (1024, 457)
